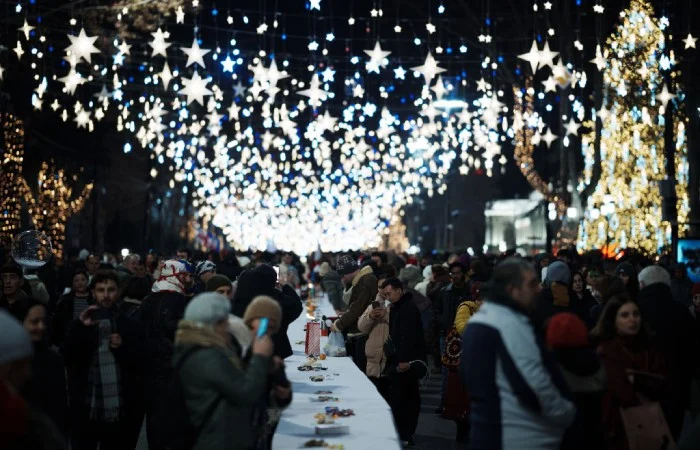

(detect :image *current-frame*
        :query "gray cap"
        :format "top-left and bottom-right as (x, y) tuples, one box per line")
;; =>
(545, 261), (572, 287)
(184, 292), (231, 324)
(0, 310), (33, 365)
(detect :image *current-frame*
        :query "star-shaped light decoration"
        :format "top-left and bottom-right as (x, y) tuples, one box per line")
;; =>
(149, 28), (171, 58)
(394, 66), (407, 80)
(552, 61), (573, 88)
(176, 6), (185, 24)
(58, 69), (86, 95)
(590, 45), (607, 70)
(518, 40), (541, 73)
(542, 128), (559, 148)
(14, 41), (25, 59)
(596, 107), (610, 120)
(310, 0), (321, 11)
(181, 38), (211, 68)
(19, 20), (34, 40)
(50, 99), (60, 111)
(94, 85), (111, 103)
(322, 67), (335, 82)
(65, 28), (101, 63)
(538, 41), (559, 69)
(227, 102), (240, 121)
(411, 53), (446, 84)
(542, 77), (557, 93)
(233, 82), (246, 97)
(159, 62), (173, 90)
(364, 42), (391, 74)
(179, 71), (213, 105)
(308, 40), (319, 51)
(317, 110), (338, 132)
(117, 41), (131, 55)
(74, 109), (91, 129)
(684, 33), (697, 50)
(265, 59), (289, 86)
(352, 84), (365, 98)
(476, 78), (489, 92)
(297, 74), (330, 108)
(657, 84), (676, 107)
(565, 119), (581, 136)
(426, 23), (436, 34)
(221, 55), (235, 72)
(32, 95), (42, 111)
(431, 76), (448, 99)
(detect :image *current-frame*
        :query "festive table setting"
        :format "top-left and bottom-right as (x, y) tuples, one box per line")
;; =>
(272, 292), (402, 449)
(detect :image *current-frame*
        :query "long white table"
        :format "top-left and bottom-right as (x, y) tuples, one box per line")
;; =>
(273, 294), (402, 449)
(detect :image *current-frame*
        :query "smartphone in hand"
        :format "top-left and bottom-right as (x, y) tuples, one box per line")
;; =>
(257, 317), (269, 338)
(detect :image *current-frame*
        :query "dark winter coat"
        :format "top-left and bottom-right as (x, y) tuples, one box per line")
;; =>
(334, 266), (378, 335)
(23, 343), (69, 437)
(50, 292), (93, 348)
(388, 292), (427, 366)
(61, 313), (145, 424)
(173, 322), (271, 450)
(268, 285), (303, 359)
(139, 290), (189, 376)
(434, 283), (470, 335)
(532, 286), (597, 330)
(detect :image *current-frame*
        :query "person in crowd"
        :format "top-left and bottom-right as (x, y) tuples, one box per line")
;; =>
(590, 295), (669, 449)
(614, 262), (639, 300)
(206, 274), (234, 300)
(399, 264), (431, 346)
(547, 313), (606, 450)
(51, 269), (94, 348)
(176, 248), (192, 262)
(414, 265), (432, 297)
(534, 252), (553, 281)
(318, 261), (346, 313)
(173, 292), (274, 450)
(194, 260), (217, 295)
(116, 254), (139, 284)
(278, 252), (300, 287)
(637, 265), (697, 439)
(461, 258), (575, 450)
(371, 251), (389, 278)
(358, 278), (391, 402)
(1, 263), (30, 320)
(119, 276), (151, 319)
(0, 310), (67, 450)
(242, 295), (293, 449)
(533, 260), (596, 329)
(85, 254), (101, 282)
(232, 269), (257, 317)
(670, 263), (694, 307)
(331, 255), (379, 371)
(556, 249), (575, 266)
(434, 262), (471, 413)
(571, 271), (597, 315)
(589, 275), (628, 326)
(444, 282), (484, 444)
(139, 259), (193, 450)
(62, 271), (145, 450)
(18, 298), (69, 437)
(585, 264), (604, 290)
(23, 268), (51, 305)
(380, 278), (426, 447)
(427, 264), (450, 374)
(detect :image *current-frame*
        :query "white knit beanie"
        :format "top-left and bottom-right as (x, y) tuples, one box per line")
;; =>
(184, 292), (231, 324)
(0, 311), (33, 365)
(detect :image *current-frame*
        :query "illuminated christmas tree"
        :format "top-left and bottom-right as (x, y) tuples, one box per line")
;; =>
(578, 0), (689, 254)
(20, 161), (93, 260)
(0, 114), (25, 248)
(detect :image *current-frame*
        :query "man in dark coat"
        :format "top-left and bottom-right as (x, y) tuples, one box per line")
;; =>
(532, 261), (597, 330)
(637, 265), (698, 439)
(62, 271), (145, 450)
(138, 260), (193, 450)
(381, 278), (426, 447)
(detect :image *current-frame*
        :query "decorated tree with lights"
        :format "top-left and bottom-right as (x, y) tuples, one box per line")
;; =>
(0, 113), (25, 248)
(20, 161), (93, 260)
(578, 0), (689, 254)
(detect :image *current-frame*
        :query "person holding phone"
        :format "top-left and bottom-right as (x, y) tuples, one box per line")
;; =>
(358, 278), (391, 402)
(62, 271), (145, 450)
(173, 292), (274, 450)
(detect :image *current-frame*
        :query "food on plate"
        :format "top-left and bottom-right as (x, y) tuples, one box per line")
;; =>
(302, 439), (344, 449)
(310, 375), (325, 382)
(319, 354), (327, 360)
(313, 413), (335, 424)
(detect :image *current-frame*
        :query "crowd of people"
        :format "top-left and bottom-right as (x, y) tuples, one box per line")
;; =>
(2, 245), (700, 449)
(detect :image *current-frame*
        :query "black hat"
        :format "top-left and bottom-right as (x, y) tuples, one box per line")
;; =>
(615, 262), (635, 276)
(336, 255), (359, 276)
(0, 263), (23, 277)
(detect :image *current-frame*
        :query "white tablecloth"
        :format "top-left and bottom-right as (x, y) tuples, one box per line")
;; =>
(272, 294), (401, 449)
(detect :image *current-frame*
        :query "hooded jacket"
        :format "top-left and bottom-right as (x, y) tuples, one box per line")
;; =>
(173, 321), (270, 450)
(335, 266), (378, 335)
(460, 289), (575, 450)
